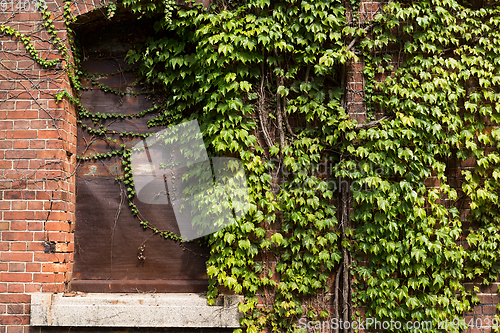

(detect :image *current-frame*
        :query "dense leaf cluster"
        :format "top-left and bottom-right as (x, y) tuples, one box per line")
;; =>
(122, 0), (356, 330)
(353, 0), (500, 331)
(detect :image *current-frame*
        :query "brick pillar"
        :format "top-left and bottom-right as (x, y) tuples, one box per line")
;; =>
(345, 0), (385, 123)
(346, 60), (366, 123)
(0, 0), (108, 331)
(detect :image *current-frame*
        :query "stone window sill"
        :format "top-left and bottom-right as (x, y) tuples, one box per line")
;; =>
(30, 293), (242, 328)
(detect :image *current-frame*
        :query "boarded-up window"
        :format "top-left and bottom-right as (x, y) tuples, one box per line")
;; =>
(71, 16), (209, 293)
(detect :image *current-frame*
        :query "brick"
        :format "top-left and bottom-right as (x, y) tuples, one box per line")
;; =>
(5, 130), (37, 139)
(0, 273), (31, 282)
(50, 201), (68, 211)
(65, 243), (74, 252)
(45, 140), (63, 149)
(424, 177), (441, 187)
(24, 283), (41, 293)
(4, 150), (36, 159)
(10, 201), (26, 210)
(29, 140), (45, 149)
(54, 243), (70, 253)
(0, 315), (29, 325)
(7, 284), (24, 293)
(6, 326), (24, 333)
(39, 51), (59, 61)
(4, 191), (35, 200)
(16, 59), (34, 69)
(0, 121), (13, 130)
(480, 284), (497, 293)
(10, 242), (26, 251)
(37, 130), (60, 139)
(12, 160), (29, 169)
(1, 59), (17, 69)
(348, 82), (363, 91)
(37, 252), (73, 263)
(44, 221), (70, 232)
(14, 100), (33, 110)
(32, 273), (56, 283)
(65, 233), (74, 243)
(13, 120), (29, 129)
(11, 111), (38, 119)
(26, 241), (44, 252)
(2, 232), (33, 242)
(58, 262), (72, 272)
(0, 294), (30, 304)
(34, 211), (49, 220)
(0, 80), (15, 90)
(25, 263), (40, 272)
(8, 263), (25, 272)
(27, 221), (43, 231)
(0, 252), (33, 262)
(4, 211), (35, 220)
(41, 263), (54, 273)
(32, 253), (56, 262)
(30, 120), (48, 129)
(41, 284), (64, 293)
(0, 141), (12, 149)
(460, 158), (476, 168)
(0, 160), (12, 169)
(43, 262), (72, 273)
(483, 305), (496, 315)
(490, 294), (500, 303)
(351, 62), (364, 72)
(11, 181), (27, 190)
(47, 212), (70, 222)
(33, 232), (47, 242)
(26, 201), (43, 211)
(478, 294), (493, 303)
(12, 141), (29, 149)
(8, 89), (36, 99)
(37, 150), (66, 160)
(0, 222), (9, 231)
(40, 233), (66, 244)
(43, 179), (65, 191)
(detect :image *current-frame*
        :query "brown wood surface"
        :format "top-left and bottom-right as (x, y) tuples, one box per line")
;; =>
(73, 21), (209, 293)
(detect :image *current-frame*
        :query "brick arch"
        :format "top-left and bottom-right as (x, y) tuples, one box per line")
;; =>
(68, 0), (114, 19)
(68, 0), (210, 22)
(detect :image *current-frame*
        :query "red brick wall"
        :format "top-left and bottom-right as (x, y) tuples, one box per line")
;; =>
(345, 0), (500, 332)
(0, 1), (108, 332)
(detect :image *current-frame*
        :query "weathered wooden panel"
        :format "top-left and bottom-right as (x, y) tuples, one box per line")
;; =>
(72, 22), (209, 293)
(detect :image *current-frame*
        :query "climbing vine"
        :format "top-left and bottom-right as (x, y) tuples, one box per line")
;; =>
(1, 0), (500, 332)
(351, 0), (500, 331)
(121, 1), (359, 331)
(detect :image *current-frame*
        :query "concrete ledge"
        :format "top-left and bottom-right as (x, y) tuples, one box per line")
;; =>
(30, 293), (242, 327)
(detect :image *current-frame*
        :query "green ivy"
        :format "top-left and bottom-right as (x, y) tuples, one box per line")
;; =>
(354, 0), (500, 331)
(3, 0), (500, 331)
